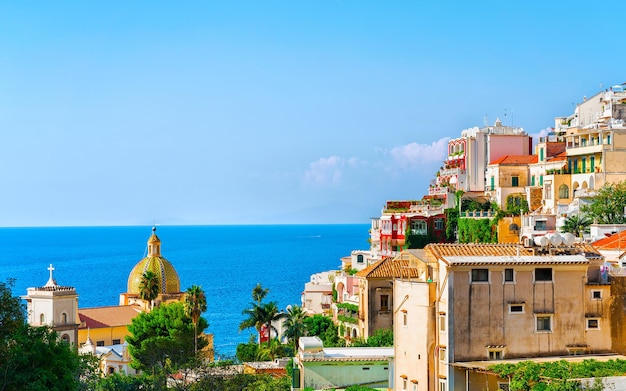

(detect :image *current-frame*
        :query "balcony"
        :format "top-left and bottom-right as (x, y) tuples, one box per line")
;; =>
(460, 210), (495, 218)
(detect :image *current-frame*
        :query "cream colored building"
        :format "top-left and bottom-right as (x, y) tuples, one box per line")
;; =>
(393, 243), (613, 391)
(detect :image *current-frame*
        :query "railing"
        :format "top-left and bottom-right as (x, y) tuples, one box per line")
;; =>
(460, 210), (495, 218)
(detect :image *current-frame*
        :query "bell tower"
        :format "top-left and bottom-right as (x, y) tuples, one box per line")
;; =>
(22, 264), (80, 346)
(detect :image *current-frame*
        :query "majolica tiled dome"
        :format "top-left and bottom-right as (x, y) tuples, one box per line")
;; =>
(127, 227), (180, 295)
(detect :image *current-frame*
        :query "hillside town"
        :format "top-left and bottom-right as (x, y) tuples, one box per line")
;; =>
(295, 83), (626, 390)
(4, 83), (626, 391)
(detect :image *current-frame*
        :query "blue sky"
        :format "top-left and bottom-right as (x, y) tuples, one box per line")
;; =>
(1, 1), (625, 226)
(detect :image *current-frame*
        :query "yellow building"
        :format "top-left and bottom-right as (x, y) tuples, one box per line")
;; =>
(78, 306), (142, 347)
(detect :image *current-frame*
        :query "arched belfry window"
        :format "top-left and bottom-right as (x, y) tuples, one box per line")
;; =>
(61, 312), (68, 325)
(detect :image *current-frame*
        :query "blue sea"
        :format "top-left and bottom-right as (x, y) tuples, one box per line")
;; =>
(0, 224), (369, 358)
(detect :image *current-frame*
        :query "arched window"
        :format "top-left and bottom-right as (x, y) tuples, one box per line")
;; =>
(61, 312), (68, 325)
(61, 334), (70, 344)
(559, 184), (569, 199)
(508, 224), (519, 235)
(39, 313), (45, 325)
(357, 254), (364, 264)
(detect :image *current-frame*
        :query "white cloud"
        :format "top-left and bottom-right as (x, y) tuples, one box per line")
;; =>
(303, 156), (345, 187)
(388, 137), (450, 170)
(530, 127), (552, 139)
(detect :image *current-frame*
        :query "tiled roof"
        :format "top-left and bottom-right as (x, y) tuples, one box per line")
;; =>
(592, 231), (626, 250)
(488, 155), (538, 165)
(444, 255), (588, 266)
(547, 151), (567, 162)
(78, 305), (142, 330)
(425, 243), (534, 260)
(355, 257), (420, 279)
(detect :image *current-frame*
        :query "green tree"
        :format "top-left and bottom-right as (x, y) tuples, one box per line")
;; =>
(0, 325), (85, 391)
(184, 285), (208, 355)
(282, 304), (307, 354)
(252, 283), (269, 305)
(352, 328), (393, 347)
(240, 284), (285, 348)
(138, 270), (160, 311)
(561, 214), (592, 238)
(126, 302), (208, 375)
(303, 314), (340, 347)
(582, 180), (626, 224)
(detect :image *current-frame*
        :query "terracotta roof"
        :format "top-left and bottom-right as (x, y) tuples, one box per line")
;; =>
(78, 305), (142, 330)
(592, 231), (626, 250)
(547, 151), (567, 162)
(444, 255), (588, 266)
(425, 243), (534, 260)
(355, 257), (420, 279)
(488, 155), (538, 165)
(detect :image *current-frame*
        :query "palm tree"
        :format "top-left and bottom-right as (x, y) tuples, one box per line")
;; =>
(283, 304), (307, 354)
(259, 301), (285, 348)
(252, 283), (269, 305)
(184, 285), (207, 355)
(138, 271), (160, 311)
(561, 214), (591, 238)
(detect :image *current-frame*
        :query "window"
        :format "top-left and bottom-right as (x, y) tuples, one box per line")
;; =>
(512, 176), (519, 187)
(439, 313), (446, 332)
(380, 295), (389, 312)
(112, 339), (121, 345)
(536, 315), (552, 332)
(357, 254), (364, 264)
(535, 220), (547, 231)
(508, 304), (524, 314)
(402, 311), (407, 326)
(96, 341), (105, 347)
(108, 366), (115, 375)
(61, 334), (70, 343)
(558, 184), (569, 199)
(582, 157), (587, 172)
(504, 269), (514, 282)
(471, 269), (489, 282)
(411, 220), (427, 235)
(535, 268), (553, 282)
(586, 318), (600, 330)
(489, 350), (503, 360)
(39, 313), (45, 325)
(61, 312), (67, 325)
(531, 175), (535, 186)
(403, 378), (407, 390)
(439, 347), (446, 363)
(434, 219), (444, 230)
(590, 156), (595, 171)
(439, 379), (447, 391)
(490, 177), (495, 191)
(508, 224), (519, 235)
(545, 183), (552, 199)
(498, 382), (511, 391)
(592, 290), (602, 300)
(540, 175), (543, 186)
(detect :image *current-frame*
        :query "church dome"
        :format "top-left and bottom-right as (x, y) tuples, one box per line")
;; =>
(127, 227), (181, 295)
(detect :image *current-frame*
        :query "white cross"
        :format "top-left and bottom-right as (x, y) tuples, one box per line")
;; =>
(48, 264), (54, 280)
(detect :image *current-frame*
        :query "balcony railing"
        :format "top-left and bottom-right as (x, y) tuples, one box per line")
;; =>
(460, 210), (495, 218)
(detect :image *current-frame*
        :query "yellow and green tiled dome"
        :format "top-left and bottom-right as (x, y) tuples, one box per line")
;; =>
(127, 227), (181, 295)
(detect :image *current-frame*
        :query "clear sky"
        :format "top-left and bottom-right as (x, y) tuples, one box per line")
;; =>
(1, 1), (625, 227)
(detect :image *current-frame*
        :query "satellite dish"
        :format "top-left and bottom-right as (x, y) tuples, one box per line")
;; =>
(534, 236), (549, 247)
(562, 233), (576, 246)
(549, 233), (563, 246)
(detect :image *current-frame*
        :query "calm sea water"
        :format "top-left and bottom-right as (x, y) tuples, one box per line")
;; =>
(0, 224), (369, 357)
